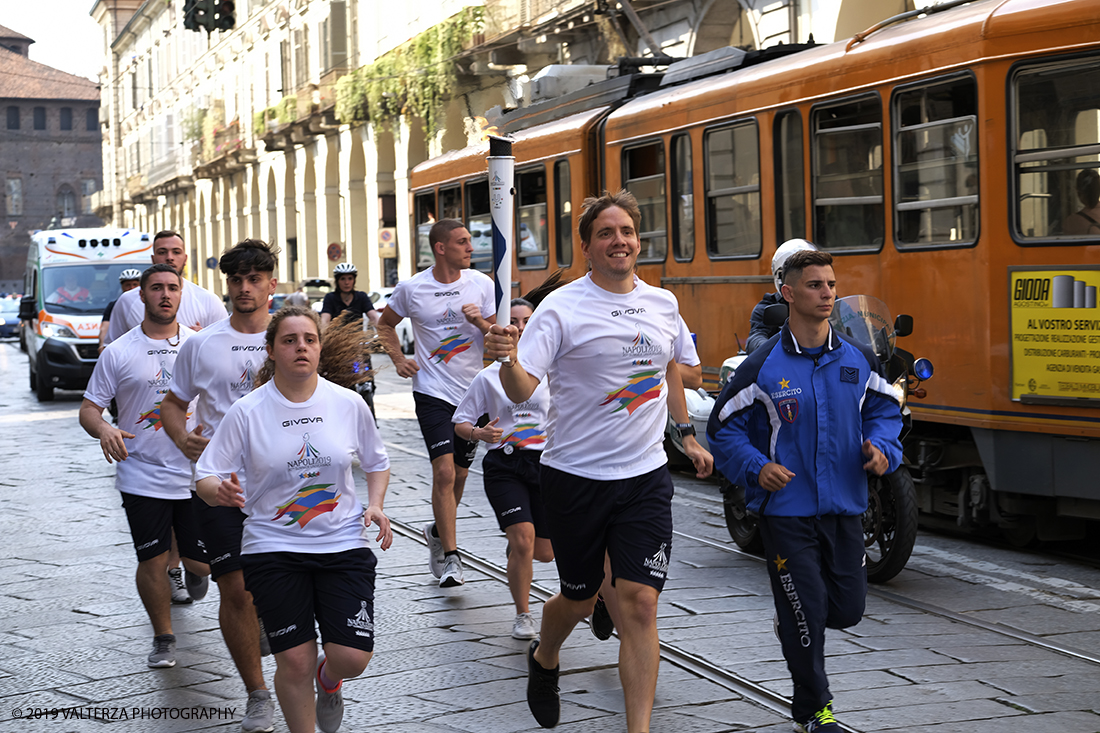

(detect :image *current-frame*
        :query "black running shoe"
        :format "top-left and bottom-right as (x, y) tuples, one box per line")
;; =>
(590, 594), (614, 641)
(526, 639), (560, 728)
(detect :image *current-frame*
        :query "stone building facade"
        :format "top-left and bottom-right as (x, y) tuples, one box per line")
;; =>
(91, 0), (913, 296)
(0, 24), (103, 293)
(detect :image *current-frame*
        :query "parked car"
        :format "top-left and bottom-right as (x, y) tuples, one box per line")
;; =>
(0, 297), (20, 339)
(369, 288), (415, 355)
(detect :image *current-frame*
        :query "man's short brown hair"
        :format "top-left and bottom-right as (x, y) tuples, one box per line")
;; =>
(578, 190), (641, 244)
(428, 219), (467, 250)
(153, 230), (184, 246)
(782, 249), (834, 287)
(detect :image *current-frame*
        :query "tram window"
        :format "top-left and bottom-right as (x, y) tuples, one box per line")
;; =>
(775, 110), (805, 244)
(413, 191), (436, 271)
(1013, 58), (1100, 243)
(554, 160), (573, 268)
(516, 167), (549, 270)
(894, 77), (978, 248)
(671, 134), (694, 262)
(705, 120), (761, 258)
(440, 186), (462, 220)
(465, 179), (493, 274)
(623, 142), (668, 262)
(812, 96), (884, 251)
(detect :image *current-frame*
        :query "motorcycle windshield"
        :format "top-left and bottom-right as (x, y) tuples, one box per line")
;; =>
(830, 295), (895, 360)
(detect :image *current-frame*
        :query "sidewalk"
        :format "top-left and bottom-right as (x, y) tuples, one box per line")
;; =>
(0, 383), (791, 733)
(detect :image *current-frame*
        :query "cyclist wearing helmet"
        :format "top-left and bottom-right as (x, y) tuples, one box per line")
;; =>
(98, 268), (143, 354)
(745, 239), (818, 354)
(320, 262), (379, 330)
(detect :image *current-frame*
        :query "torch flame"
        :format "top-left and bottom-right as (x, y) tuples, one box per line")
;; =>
(470, 116), (500, 145)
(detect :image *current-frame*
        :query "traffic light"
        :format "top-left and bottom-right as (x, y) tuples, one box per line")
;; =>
(182, 0), (199, 31)
(213, 1), (236, 31)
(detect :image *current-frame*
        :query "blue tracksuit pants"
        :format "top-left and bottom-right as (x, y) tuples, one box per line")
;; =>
(758, 514), (866, 723)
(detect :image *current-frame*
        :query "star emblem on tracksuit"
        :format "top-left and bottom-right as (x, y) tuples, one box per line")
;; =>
(774, 555), (789, 572)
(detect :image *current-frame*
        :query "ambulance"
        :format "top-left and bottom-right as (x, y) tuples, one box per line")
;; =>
(19, 228), (153, 401)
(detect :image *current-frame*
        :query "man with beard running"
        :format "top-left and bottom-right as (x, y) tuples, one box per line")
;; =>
(79, 264), (211, 670)
(103, 230), (227, 346)
(160, 240), (279, 733)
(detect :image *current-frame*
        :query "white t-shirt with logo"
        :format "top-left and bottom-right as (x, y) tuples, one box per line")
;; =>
(385, 267), (495, 406)
(453, 362), (550, 453)
(84, 325), (197, 500)
(106, 280), (227, 345)
(168, 318), (267, 440)
(195, 378), (391, 555)
(517, 274), (684, 480)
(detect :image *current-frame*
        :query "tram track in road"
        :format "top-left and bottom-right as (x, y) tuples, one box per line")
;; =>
(383, 441), (864, 731)
(670, 529), (1100, 669)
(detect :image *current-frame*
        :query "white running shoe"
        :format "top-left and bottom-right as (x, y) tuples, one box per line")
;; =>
(423, 522), (445, 578)
(439, 554), (465, 588)
(242, 689), (275, 733)
(315, 654), (344, 733)
(168, 568), (191, 605)
(512, 612), (538, 639)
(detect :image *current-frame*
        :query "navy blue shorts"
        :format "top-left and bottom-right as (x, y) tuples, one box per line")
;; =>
(120, 492), (207, 564)
(241, 548), (378, 655)
(414, 391), (478, 468)
(539, 464), (674, 600)
(482, 449), (549, 536)
(192, 494), (246, 581)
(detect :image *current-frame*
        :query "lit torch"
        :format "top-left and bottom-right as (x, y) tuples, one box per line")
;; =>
(488, 135), (514, 362)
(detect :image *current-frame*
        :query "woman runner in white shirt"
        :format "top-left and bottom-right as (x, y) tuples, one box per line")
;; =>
(195, 306), (392, 733)
(453, 299), (555, 640)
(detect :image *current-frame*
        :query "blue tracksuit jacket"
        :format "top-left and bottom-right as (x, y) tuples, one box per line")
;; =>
(706, 323), (903, 517)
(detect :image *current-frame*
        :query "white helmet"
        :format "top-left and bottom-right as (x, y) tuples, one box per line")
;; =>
(771, 239), (818, 292)
(333, 262), (357, 276)
(119, 268), (142, 282)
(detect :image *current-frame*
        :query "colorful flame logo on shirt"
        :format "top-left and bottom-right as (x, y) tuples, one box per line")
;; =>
(136, 400), (190, 431)
(600, 370), (662, 415)
(502, 423), (546, 449)
(154, 361), (172, 381)
(430, 333), (473, 364)
(137, 400), (166, 431)
(273, 484), (340, 528)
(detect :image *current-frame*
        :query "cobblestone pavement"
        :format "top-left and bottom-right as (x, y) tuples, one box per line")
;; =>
(1, 342), (1099, 732)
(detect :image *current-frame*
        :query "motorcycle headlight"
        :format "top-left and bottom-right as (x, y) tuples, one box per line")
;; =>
(892, 374), (907, 411)
(914, 358), (934, 381)
(40, 321), (77, 339)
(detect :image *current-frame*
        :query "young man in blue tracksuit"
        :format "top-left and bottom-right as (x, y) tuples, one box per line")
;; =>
(707, 249), (903, 733)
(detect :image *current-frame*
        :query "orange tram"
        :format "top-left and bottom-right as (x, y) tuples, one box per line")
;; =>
(410, 0), (1100, 542)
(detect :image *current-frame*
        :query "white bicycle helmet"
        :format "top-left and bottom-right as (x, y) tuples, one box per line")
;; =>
(771, 239), (818, 291)
(333, 262), (357, 276)
(119, 268), (142, 282)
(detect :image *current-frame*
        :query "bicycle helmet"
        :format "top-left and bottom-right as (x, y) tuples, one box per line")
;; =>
(771, 239), (818, 291)
(119, 268), (142, 282)
(333, 262), (357, 276)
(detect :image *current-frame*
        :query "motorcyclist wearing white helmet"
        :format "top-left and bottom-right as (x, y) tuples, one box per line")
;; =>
(745, 239), (818, 353)
(98, 268), (143, 354)
(321, 262), (380, 330)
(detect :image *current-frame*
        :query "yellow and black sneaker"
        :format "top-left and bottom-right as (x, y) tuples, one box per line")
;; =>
(794, 700), (839, 733)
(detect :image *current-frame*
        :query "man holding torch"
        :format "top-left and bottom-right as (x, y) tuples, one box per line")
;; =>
(486, 189), (712, 732)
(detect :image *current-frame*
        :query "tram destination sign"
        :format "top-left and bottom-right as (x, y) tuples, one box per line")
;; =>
(1009, 266), (1100, 404)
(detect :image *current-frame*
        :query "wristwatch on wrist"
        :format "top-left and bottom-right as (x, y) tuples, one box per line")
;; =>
(674, 422), (696, 439)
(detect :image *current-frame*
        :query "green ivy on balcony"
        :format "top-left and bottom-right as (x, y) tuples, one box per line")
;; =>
(335, 6), (483, 134)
